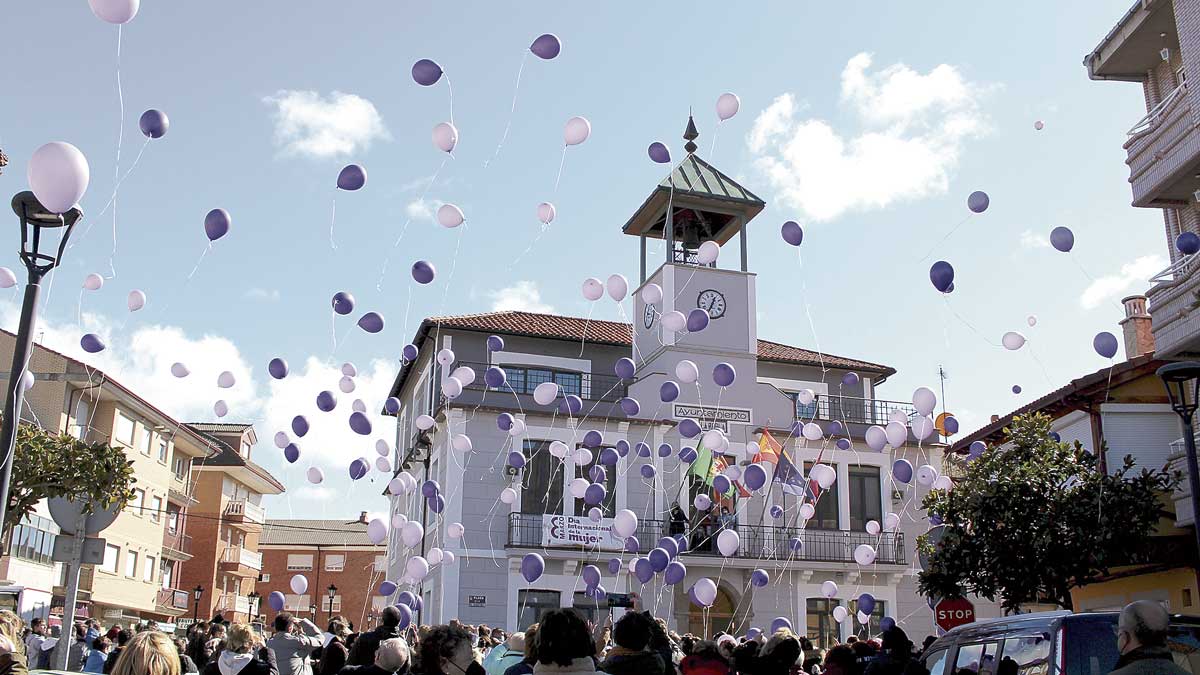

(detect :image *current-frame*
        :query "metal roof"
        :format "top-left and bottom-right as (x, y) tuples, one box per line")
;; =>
(187, 423), (253, 434)
(659, 155), (764, 205)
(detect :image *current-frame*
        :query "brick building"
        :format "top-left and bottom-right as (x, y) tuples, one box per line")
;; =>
(257, 515), (388, 631)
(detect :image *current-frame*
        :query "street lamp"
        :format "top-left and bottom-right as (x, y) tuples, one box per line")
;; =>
(326, 584), (337, 620)
(0, 192), (81, 533)
(1157, 361), (1200, 562)
(247, 591), (260, 621)
(192, 585), (204, 623)
(309, 604), (318, 619)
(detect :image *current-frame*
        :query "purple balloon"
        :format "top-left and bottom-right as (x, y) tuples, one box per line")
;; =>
(624, 536), (639, 553)
(395, 604), (413, 631)
(770, 617), (793, 634)
(713, 475), (731, 494)
(487, 335), (505, 351)
(411, 260), (436, 284)
(929, 260), (954, 293)
(836, 438), (852, 450)
(349, 458), (369, 480)
(781, 220), (803, 246)
(657, 442), (673, 458)
(679, 447), (697, 464)
(268, 591), (286, 612)
(968, 440), (986, 460)
(291, 415), (309, 437)
(634, 557), (654, 584)
(269, 357), (289, 379)
(331, 292), (355, 316)
(357, 312), (385, 334)
(583, 430), (603, 448)
(1050, 431), (1062, 442)
(421, 480), (440, 498)
(378, 581), (397, 596)
(944, 416), (960, 434)
(402, 344), (419, 361)
(660, 381), (680, 402)
(678, 418), (701, 438)
(385, 397), (401, 415)
(636, 442), (651, 458)
(750, 569), (769, 588)
(497, 413), (514, 431)
(619, 397), (640, 416)
(615, 440), (630, 457)
(316, 390), (337, 412)
(769, 505), (783, 519)
(428, 494), (445, 513)
(1012, 384), (1023, 394)
(842, 372), (860, 388)
(640, 464), (657, 479)
(1094, 331), (1119, 359)
(589, 465), (607, 483)
(967, 190), (990, 213)
(744, 464), (767, 491)
(204, 208), (231, 241)
(599, 448), (619, 466)
(881, 616), (896, 632)
(349, 411), (372, 435)
(80, 333), (105, 354)
(508, 451), (526, 469)
(687, 308), (710, 332)
(521, 553), (545, 583)
(746, 628), (762, 641)
(648, 548), (670, 572)
(688, 586), (703, 608)
(892, 459), (913, 484)
(337, 164), (366, 191)
(530, 33), (561, 60)
(857, 593), (876, 615)
(485, 366), (506, 388)
(283, 443), (300, 464)
(615, 357), (636, 379)
(664, 560), (686, 585)
(584, 483), (606, 506)
(1178, 232), (1200, 255)
(412, 59), (443, 86)
(582, 564), (601, 587)
(139, 109), (169, 139)
(828, 420), (844, 436)
(565, 395), (583, 414)
(713, 363), (735, 387)
(397, 591), (416, 608)
(657, 537), (679, 559)
(1050, 226), (1074, 253)
(648, 142), (671, 164)
(607, 558), (621, 574)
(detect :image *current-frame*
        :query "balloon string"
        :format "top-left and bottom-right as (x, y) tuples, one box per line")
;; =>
(110, 24), (125, 279)
(918, 214), (973, 263)
(330, 195), (338, 250)
(445, 74), (455, 126)
(708, 120), (723, 157)
(484, 51), (528, 170)
(553, 146), (568, 192)
(74, 137), (150, 251)
(376, 156), (447, 292)
(185, 244), (210, 282)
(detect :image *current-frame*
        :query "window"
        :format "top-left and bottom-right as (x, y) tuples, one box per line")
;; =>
(173, 456), (189, 481)
(326, 595), (342, 613)
(139, 427), (153, 455)
(150, 496), (163, 522)
(161, 559), (173, 588)
(804, 462), (839, 529)
(144, 556), (156, 583)
(788, 391), (818, 420)
(849, 598), (885, 638)
(806, 598), (840, 650)
(325, 554), (345, 572)
(259, 574), (271, 583)
(115, 412), (136, 446)
(1002, 636), (1050, 675)
(849, 466), (882, 531)
(923, 649), (950, 675)
(374, 555), (387, 573)
(101, 544), (120, 573)
(517, 590), (560, 632)
(240, 441), (252, 457)
(158, 437), (169, 463)
(125, 550), (139, 578)
(574, 448), (617, 517)
(131, 489), (146, 515)
(522, 440), (565, 515)
(952, 642), (999, 675)
(167, 510), (179, 535)
(283, 594), (310, 612)
(503, 366), (585, 399)
(286, 554), (313, 571)
(11, 514), (56, 565)
(371, 596), (389, 611)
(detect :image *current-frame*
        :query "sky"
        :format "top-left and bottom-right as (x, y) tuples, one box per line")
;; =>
(0, 1), (1168, 519)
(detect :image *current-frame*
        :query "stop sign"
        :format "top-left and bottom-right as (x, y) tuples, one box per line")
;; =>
(935, 597), (976, 631)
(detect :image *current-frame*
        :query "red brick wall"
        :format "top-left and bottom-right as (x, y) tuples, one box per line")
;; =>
(258, 545), (387, 632)
(178, 473), (222, 621)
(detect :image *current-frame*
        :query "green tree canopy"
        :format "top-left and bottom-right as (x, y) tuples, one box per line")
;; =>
(918, 413), (1177, 612)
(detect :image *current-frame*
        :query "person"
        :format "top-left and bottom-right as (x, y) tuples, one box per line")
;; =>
(349, 608), (406, 668)
(717, 508), (736, 532)
(0, 635), (26, 675)
(669, 505), (688, 537)
(863, 627), (914, 675)
(530, 610), (602, 675)
(110, 631), (182, 675)
(799, 639), (820, 675)
(820, 645), (856, 675)
(105, 630), (133, 674)
(69, 622), (92, 671)
(86, 637), (112, 674)
(202, 623), (277, 675)
(1109, 600), (1186, 675)
(22, 619), (44, 669)
(318, 619), (352, 675)
(86, 621), (102, 649)
(754, 631), (802, 675)
(339, 638), (411, 675)
(502, 625), (537, 675)
(188, 625), (213, 670)
(679, 640), (728, 675)
(648, 617), (681, 673)
(266, 613), (323, 675)
(177, 637), (200, 674)
(483, 633), (524, 675)
(598, 613), (666, 675)
(412, 624), (476, 675)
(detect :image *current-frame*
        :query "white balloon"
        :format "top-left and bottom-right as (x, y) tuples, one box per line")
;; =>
(716, 93), (741, 121)
(811, 463), (837, 489)
(273, 432), (289, 449)
(406, 556), (430, 582)
(832, 606), (849, 623)
(508, 418), (526, 436)
(613, 509), (638, 538)
(796, 389), (815, 406)
(723, 465), (742, 482)
(307, 467), (324, 484)
(640, 283), (663, 304)
(415, 415), (436, 431)
(696, 241), (720, 264)
(0, 268), (15, 289)
(569, 478), (589, 499)
(87, 0), (139, 24)
(216, 371), (236, 389)
(437, 203), (465, 228)
(889, 409), (909, 424)
(401, 522), (425, 548)
(499, 487), (518, 504)
(289, 574), (309, 594)
(341, 362), (357, 377)
(451, 366), (476, 386)
(606, 274), (629, 301)
(588, 507), (602, 522)
(391, 512), (407, 527)
(694, 578), (718, 606)
(451, 434), (473, 452)
(443, 551), (456, 565)
(28, 142), (90, 214)
(436, 348), (456, 367)
(675, 360), (699, 384)
(884, 513), (901, 531)
(446, 522), (465, 539)
(885, 421), (907, 448)
(916, 464), (939, 486)
(432, 122), (458, 153)
(716, 529), (740, 557)
(376, 439), (391, 457)
(564, 116), (592, 146)
(802, 422), (823, 441)
(799, 503), (815, 520)
(582, 277), (604, 301)
(1002, 331), (1027, 351)
(865, 426), (887, 452)
(426, 547), (444, 565)
(911, 415), (935, 440)
(865, 520), (880, 535)
(339, 376), (356, 393)
(213, 400), (228, 418)
(537, 202), (556, 225)
(853, 544), (877, 566)
(1034, 120), (1045, 131)
(912, 387), (937, 416)
(170, 363), (189, 378)
(932, 475), (954, 491)
(366, 518), (388, 544)
(821, 580), (838, 598)
(533, 381), (560, 405)
(442, 376), (463, 399)
(399, 472), (418, 492)
(83, 273), (104, 291)
(1027, 315), (1038, 327)
(549, 440), (569, 458)
(701, 429), (725, 452)
(857, 611), (870, 625)
(387, 479), (405, 496)
(661, 311), (686, 332)
(127, 289), (146, 311)
(573, 447), (593, 466)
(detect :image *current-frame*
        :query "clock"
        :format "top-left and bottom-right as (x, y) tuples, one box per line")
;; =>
(697, 289), (726, 319)
(643, 304), (656, 328)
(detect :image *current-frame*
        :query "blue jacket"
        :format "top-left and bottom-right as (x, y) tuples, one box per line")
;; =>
(84, 650), (109, 674)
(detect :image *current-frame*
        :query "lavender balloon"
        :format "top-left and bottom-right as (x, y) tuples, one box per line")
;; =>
(332, 292), (355, 316)
(607, 558), (621, 574)
(648, 548), (670, 572)
(619, 397), (640, 416)
(291, 415), (309, 437)
(1178, 232), (1200, 255)
(268, 357), (289, 379)
(316, 391), (337, 412)
(648, 142), (671, 164)
(678, 447), (697, 463)
(781, 220), (803, 246)
(378, 581), (397, 596)
(412, 59), (443, 86)
(565, 395), (583, 414)
(636, 443), (651, 458)
(530, 33), (561, 60)
(204, 208), (231, 241)
(584, 483), (606, 505)
(139, 109), (169, 139)
(421, 480), (440, 498)
(750, 569), (769, 588)
(484, 366), (506, 388)
(80, 333), (105, 354)
(337, 164), (366, 191)
(520, 553), (545, 583)
(357, 312), (385, 334)
(1050, 226), (1074, 253)
(657, 443), (673, 458)
(284, 443), (300, 464)
(687, 308), (710, 332)
(349, 412), (373, 435)
(967, 190), (990, 213)
(660, 381), (680, 402)
(385, 397), (401, 414)
(497, 413), (514, 431)
(487, 335), (505, 352)
(411, 260), (436, 285)
(640, 464), (656, 479)
(678, 418), (701, 438)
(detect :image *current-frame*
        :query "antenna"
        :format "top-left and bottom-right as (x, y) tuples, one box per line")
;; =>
(938, 365), (948, 418)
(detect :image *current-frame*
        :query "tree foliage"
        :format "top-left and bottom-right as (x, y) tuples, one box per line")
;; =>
(917, 413), (1177, 612)
(5, 419), (136, 536)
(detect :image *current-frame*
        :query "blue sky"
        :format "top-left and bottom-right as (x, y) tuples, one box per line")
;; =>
(0, 1), (1166, 518)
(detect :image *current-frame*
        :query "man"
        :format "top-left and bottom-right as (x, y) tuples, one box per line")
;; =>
(340, 638), (410, 675)
(265, 613), (323, 675)
(84, 620), (101, 649)
(482, 633), (524, 675)
(347, 607), (404, 667)
(103, 630), (131, 674)
(1109, 600), (1187, 675)
(145, 620), (160, 633)
(22, 620), (44, 668)
(68, 622), (91, 671)
(597, 612), (666, 675)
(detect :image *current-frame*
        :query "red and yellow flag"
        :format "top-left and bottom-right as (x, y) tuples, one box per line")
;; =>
(755, 429), (782, 464)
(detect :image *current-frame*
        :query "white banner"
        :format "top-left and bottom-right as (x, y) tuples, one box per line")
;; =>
(541, 514), (626, 551)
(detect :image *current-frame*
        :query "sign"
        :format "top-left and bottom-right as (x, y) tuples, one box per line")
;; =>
(672, 404), (752, 426)
(468, 595), (486, 608)
(934, 598), (976, 632)
(542, 514), (625, 551)
(53, 536), (106, 564)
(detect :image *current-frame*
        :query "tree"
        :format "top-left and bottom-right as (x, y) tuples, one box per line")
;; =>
(5, 419), (136, 537)
(917, 413), (1177, 612)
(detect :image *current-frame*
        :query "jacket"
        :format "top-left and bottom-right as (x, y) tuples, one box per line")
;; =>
(484, 647), (523, 675)
(267, 621), (324, 675)
(679, 655), (729, 675)
(346, 626), (404, 668)
(84, 650), (109, 674)
(68, 639), (91, 671)
(531, 659), (605, 675)
(201, 648), (280, 675)
(1109, 647), (1189, 675)
(503, 663), (534, 675)
(599, 650), (666, 675)
(337, 665), (406, 675)
(181, 653), (200, 674)
(104, 646), (125, 674)
(319, 639), (350, 675)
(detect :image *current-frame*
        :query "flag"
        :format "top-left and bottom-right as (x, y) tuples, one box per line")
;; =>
(688, 438), (717, 484)
(773, 445), (806, 495)
(755, 430), (782, 465)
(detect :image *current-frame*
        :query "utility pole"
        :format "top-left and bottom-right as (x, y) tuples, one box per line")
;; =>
(938, 365), (948, 419)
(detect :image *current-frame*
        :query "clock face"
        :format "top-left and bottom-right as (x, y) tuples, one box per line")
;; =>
(643, 303), (656, 328)
(697, 289), (726, 319)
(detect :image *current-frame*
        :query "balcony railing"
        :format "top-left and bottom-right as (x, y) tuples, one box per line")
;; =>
(221, 546), (263, 571)
(795, 394), (918, 428)
(456, 361), (627, 403)
(1129, 82), (1188, 137)
(1170, 439), (1193, 528)
(224, 499), (266, 524)
(157, 588), (190, 611)
(162, 530), (193, 557)
(505, 512), (904, 565)
(216, 592), (253, 615)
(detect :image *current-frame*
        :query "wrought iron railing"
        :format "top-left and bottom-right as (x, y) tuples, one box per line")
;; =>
(505, 512), (904, 564)
(457, 362), (627, 403)
(671, 247), (717, 267)
(794, 394), (918, 427)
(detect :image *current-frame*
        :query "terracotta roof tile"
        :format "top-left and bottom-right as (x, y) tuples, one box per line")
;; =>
(261, 519), (382, 547)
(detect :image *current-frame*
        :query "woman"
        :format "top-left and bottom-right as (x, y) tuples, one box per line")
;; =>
(111, 631), (182, 675)
(176, 638), (199, 674)
(502, 625), (537, 675)
(529, 610), (602, 675)
(200, 624), (277, 675)
(85, 637), (112, 674)
(319, 619), (352, 675)
(755, 631), (802, 675)
(679, 641), (729, 675)
(413, 625), (477, 675)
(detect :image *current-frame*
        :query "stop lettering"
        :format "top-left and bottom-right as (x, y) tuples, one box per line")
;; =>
(934, 597), (976, 631)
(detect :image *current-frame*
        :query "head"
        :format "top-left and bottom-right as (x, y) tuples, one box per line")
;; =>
(94, 637), (112, 654)
(273, 613), (294, 634)
(381, 606), (403, 629)
(523, 625), (539, 663)
(146, 620), (159, 632)
(76, 622), (88, 640)
(613, 612), (653, 651)
(0, 610), (22, 645)
(921, 636), (937, 652)
(536, 609), (595, 666)
(880, 626), (910, 657)
(209, 624), (227, 639)
(506, 632), (526, 653)
(117, 630), (133, 647)
(226, 624), (262, 654)
(688, 640), (726, 663)
(375, 638), (411, 674)
(174, 638), (188, 654)
(823, 645), (855, 672)
(1118, 600), (1170, 655)
(328, 619), (351, 640)
(845, 636), (857, 645)
(761, 632), (802, 668)
(111, 630), (182, 675)
(417, 625), (476, 675)
(30, 618), (45, 635)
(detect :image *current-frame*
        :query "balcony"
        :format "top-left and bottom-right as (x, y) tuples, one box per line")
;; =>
(224, 499), (265, 531)
(505, 512), (905, 565)
(444, 362), (628, 413)
(1170, 439), (1194, 528)
(218, 546), (263, 577)
(161, 530), (193, 562)
(795, 394), (918, 428)
(156, 588), (191, 615)
(1122, 83), (1200, 208)
(216, 592), (253, 616)
(1148, 256), (1200, 358)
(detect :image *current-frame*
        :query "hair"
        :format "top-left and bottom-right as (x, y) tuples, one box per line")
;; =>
(376, 638), (411, 673)
(506, 632), (526, 653)
(613, 612), (653, 651)
(93, 636), (112, 653)
(688, 640), (726, 662)
(823, 645), (856, 672)
(111, 631), (181, 675)
(116, 629), (133, 647)
(75, 623), (88, 639)
(208, 624), (226, 638)
(680, 635), (697, 656)
(880, 626), (910, 656)
(761, 632), (802, 669)
(536, 610), (594, 666)
(416, 625), (475, 675)
(379, 605), (402, 629)
(523, 624), (539, 664)
(646, 614), (672, 651)
(0, 610), (23, 649)
(1120, 600), (1170, 649)
(226, 624), (262, 654)
(30, 618), (44, 629)
(845, 636), (858, 645)
(328, 619), (351, 640)
(273, 613), (294, 633)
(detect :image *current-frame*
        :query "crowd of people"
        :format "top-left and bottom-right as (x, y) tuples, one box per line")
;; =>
(0, 599), (1175, 675)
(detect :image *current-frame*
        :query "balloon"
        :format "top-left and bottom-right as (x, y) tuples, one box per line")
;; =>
(267, 357), (289, 380)
(802, 422), (823, 441)
(967, 191), (990, 213)
(1012, 384), (1023, 394)
(613, 357), (637, 380)
(520, 553), (545, 583)
(406, 556), (430, 582)
(530, 33), (562, 59)
(411, 260), (436, 284)
(135, 109), (169, 140)
(797, 389), (815, 406)
(885, 421), (907, 448)
(1034, 120), (1045, 130)
(693, 578), (718, 606)
(273, 432), (290, 450)
(378, 580), (398, 597)
(884, 513), (901, 531)
(660, 381), (680, 402)
(484, 366), (506, 389)
(349, 458), (369, 480)
(932, 475), (954, 491)
(88, 0), (140, 23)
(912, 387), (937, 416)
(535, 202), (556, 225)
(811, 464), (837, 489)
(676, 360), (699, 383)
(401, 522), (425, 548)
(750, 569), (769, 588)
(648, 548), (670, 572)
(0, 269), (16, 289)
(28, 142), (90, 214)
(631, 557), (653, 584)
(716, 529), (740, 557)
(911, 415), (935, 440)
(641, 283), (663, 304)
(581, 277), (603, 301)
(864, 425), (887, 452)
(853, 544), (877, 566)
(770, 617), (792, 634)
(565, 395), (583, 414)
(432, 122), (458, 153)
(637, 464), (655, 479)
(171, 363), (190, 378)
(532, 381), (559, 405)
(437, 203), (465, 228)
(799, 503), (815, 520)
(447, 522), (465, 539)
(499, 487), (518, 505)
(452, 434), (473, 453)
(833, 606), (849, 623)
(214, 400), (228, 418)
(204, 208), (231, 241)
(865, 520), (881, 535)
(664, 560), (686, 585)
(822, 580), (838, 598)
(613, 509), (638, 538)
(1178, 232), (1200, 255)
(564, 116), (591, 146)
(687, 309), (710, 332)
(678, 419), (701, 438)
(842, 372), (860, 388)
(421, 480), (440, 498)
(713, 363), (736, 387)
(780, 220), (804, 246)
(1002, 331), (1027, 351)
(567, 478), (589, 499)
(648, 142), (671, 164)
(584, 483), (607, 505)
(583, 430), (603, 448)
(857, 611), (870, 625)
(916, 464), (939, 486)
(661, 310), (686, 332)
(606, 274), (629, 301)
(944, 416), (960, 435)
(624, 536), (640, 554)
(857, 593), (876, 615)
(1050, 226), (1074, 253)
(316, 391), (337, 412)
(929, 261), (954, 293)
(769, 505), (783, 519)
(744, 464), (767, 491)
(892, 459), (914, 484)
(401, 344), (419, 362)
(1094, 332), (1119, 359)
(1027, 315), (1038, 327)
(268, 591), (286, 612)
(83, 273), (104, 291)
(366, 518), (388, 544)
(716, 93), (741, 121)
(548, 440), (569, 458)
(291, 415), (309, 438)
(694, 494), (712, 511)
(415, 414), (436, 431)
(306, 467), (324, 484)
(713, 475), (731, 495)
(696, 241), (720, 265)
(330, 292), (355, 316)
(442, 377), (463, 399)
(412, 59), (443, 86)
(290, 574), (308, 594)
(337, 164), (366, 191)
(217, 371), (236, 389)
(80, 334), (105, 354)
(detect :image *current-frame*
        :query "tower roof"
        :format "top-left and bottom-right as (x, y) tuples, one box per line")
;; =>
(623, 154), (765, 244)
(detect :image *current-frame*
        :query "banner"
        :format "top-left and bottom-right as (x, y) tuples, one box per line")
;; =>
(542, 514), (626, 551)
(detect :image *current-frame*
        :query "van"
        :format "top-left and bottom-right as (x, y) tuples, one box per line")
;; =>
(920, 610), (1200, 675)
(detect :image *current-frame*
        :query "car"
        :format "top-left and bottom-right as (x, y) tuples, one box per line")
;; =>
(919, 610), (1200, 675)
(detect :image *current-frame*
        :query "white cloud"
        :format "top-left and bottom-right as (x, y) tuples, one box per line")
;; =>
(748, 53), (989, 222)
(1079, 254), (1166, 309)
(293, 486), (335, 502)
(488, 281), (554, 313)
(404, 198), (440, 223)
(263, 90), (389, 159)
(1019, 230), (1050, 249)
(244, 288), (281, 302)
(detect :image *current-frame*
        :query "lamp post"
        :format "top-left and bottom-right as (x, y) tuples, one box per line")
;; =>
(1157, 361), (1200, 566)
(309, 604), (318, 620)
(326, 584), (337, 621)
(193, 585), (204, 623)
(0, 192), (80, 534)
(247, 591), (260, 623)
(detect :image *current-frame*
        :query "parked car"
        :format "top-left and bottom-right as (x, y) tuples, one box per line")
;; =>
(921, 610), (1200, 675)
